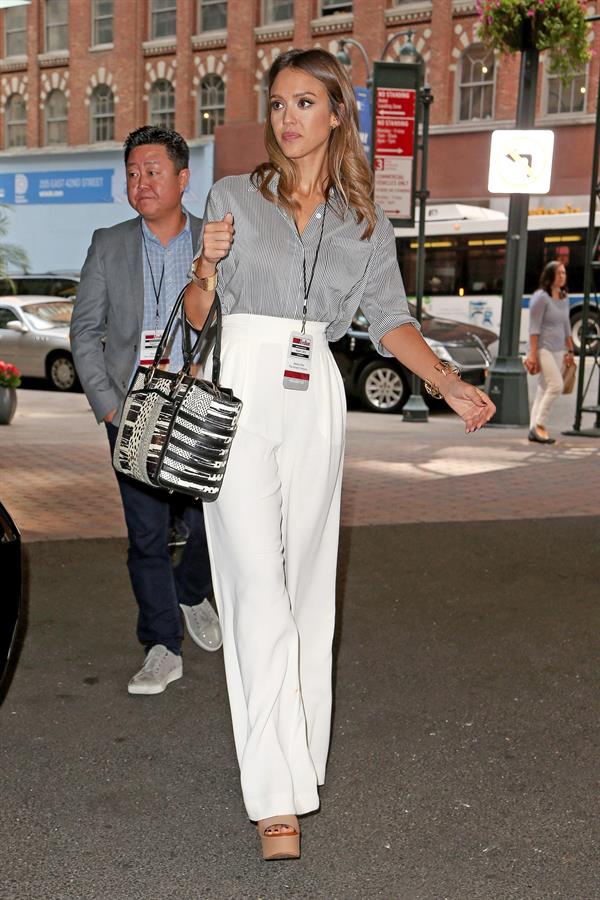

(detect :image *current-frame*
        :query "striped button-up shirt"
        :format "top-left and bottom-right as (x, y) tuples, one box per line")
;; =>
(193, 173), (417, 354)
(139, 211), (194, 374)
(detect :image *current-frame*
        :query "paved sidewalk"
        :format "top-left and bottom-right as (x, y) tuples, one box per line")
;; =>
(1, 372), (599, 541)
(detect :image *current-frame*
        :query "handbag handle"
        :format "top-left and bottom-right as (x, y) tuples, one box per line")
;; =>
(147, 285), (222, 386)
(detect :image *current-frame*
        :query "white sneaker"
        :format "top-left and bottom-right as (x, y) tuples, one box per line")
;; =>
(127, 645), (183, 695)
(180, 599), (223, 652)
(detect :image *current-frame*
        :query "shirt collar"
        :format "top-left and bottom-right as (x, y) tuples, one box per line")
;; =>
(141, 209), (191, 246)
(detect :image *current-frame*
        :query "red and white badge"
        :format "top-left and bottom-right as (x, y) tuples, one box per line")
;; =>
(283, 332), (312, 392)
(141, 329), (170, 369)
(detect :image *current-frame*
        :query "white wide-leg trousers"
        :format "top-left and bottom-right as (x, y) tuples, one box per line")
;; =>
(529, 348), (564, 430)
(204, 314), (347, 822)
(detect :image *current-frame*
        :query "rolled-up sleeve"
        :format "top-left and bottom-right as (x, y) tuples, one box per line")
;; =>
(360, 214), (420, 356)
(528, 289), (547, 336)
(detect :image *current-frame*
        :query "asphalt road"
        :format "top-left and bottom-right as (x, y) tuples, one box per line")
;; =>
(2, 518), (599, 900)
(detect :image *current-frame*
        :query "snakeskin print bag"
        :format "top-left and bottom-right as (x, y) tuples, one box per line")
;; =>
(112, 290), (242, 501)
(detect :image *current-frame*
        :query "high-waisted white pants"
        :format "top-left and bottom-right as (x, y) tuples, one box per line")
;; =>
(204, 314), (347, 822)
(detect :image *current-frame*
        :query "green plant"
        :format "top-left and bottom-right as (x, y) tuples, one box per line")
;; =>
(0, 204), (29, 281)
(476, 0), (592, 81)
(0, 360), (21, 388)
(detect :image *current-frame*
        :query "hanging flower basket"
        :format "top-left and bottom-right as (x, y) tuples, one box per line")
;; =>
(476, 0), (592, 81)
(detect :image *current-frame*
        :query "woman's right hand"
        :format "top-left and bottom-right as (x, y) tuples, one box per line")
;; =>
(199, 212), (234, 270)
(524, 353), (539, 375)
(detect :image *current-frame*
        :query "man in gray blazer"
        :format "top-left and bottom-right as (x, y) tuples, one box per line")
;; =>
(71, 126), (221, 695)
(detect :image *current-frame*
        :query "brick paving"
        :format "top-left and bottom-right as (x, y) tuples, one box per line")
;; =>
(1, 375), (599, 543)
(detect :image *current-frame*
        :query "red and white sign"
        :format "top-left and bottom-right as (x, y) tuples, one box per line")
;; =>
(373, 87), (416, 221)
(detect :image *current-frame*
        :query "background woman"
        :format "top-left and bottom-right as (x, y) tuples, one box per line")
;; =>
(184, 48), (495, 860)
(526, 261), (574, 444)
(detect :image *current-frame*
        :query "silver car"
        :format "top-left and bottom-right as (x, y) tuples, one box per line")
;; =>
(0, 296), (80, 391)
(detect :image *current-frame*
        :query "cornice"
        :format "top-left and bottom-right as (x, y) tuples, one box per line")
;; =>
(254, 21), (294, 43)
(192, 30), (227, 50)
(311, 13), (353, 36)
(385, 2), (432, 25)
(37, 51), (69, 68)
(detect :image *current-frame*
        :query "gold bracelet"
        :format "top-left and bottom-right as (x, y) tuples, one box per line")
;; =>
(423, 361), (461, 399)
(191, 265), (218, 292)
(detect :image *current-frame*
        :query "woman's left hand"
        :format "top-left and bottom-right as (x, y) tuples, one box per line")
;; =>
(443, 379), (496, 433)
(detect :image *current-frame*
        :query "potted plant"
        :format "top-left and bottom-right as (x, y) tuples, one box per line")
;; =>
(0, 361), (21, 425)
(476, 0), (592, 80)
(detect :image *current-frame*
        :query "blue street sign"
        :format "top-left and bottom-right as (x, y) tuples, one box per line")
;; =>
(354, 86), (372, 161)
(0, 169), (114, 204)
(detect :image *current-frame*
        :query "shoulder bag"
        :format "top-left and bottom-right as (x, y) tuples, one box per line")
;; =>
(113, 289), (242, 501)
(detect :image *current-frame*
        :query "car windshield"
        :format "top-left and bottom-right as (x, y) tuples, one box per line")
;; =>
(21, 301), (73, 330)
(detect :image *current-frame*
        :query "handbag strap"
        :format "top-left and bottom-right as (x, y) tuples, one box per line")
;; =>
(149, 285), (223, 385)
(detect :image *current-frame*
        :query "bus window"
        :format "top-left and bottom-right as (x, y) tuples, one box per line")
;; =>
(465, 238), (506, 294)
(399, 239), (462, 296)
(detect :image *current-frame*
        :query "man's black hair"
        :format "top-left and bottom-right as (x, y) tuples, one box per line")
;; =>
(123, 125), (190, 172)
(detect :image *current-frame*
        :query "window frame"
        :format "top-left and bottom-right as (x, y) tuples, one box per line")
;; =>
(149, 0), (177, 40)
(45, 0), (69, 54)
(198, 0), (227, 32)
(319, 0), (353, 15)
(456, 44), (496, 123)
(4, 6), (27, 59)
(5, 93), (27, 149)
(91, 0), (114, 47)
(543, 64), (588, 117)
(44, 88), (68, 146)
(198, 73), (226, 136)
(149, 79), (176, 129)
(261, 0), (294, 25)
(90, 84), (115, 143)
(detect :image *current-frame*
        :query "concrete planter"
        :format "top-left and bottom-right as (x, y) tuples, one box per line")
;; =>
(0, 386), (17, 424)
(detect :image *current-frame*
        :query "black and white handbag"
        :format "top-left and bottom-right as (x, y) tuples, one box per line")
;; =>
(113, 289), (242, 501)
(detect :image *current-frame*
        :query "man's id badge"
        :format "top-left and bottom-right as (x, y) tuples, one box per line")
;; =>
(283, 332), (312, 391)
(141, 329), (170, 369)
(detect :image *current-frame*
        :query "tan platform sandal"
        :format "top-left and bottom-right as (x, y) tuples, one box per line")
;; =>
(257, 815), (300, 860)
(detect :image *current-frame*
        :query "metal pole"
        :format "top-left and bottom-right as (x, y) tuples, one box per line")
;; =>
(485, 44), (539, 425)
(402, 84), (433, 422)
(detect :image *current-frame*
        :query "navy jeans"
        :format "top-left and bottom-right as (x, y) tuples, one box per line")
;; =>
(106, 422), (213, 655)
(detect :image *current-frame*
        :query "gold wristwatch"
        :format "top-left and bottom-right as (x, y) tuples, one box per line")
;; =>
(191, 262), (218, 292)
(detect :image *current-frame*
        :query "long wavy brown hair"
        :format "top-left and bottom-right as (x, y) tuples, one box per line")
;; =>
(539, 260), (567, 298)
(251, 48), (377, 240)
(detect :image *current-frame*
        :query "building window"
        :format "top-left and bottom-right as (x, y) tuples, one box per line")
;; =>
(258, 72), (269, 122)
(458, 45), (495, 122)
(546, 67), (587, 115)
(45, 88), (68, 145)
(90, 84), (115, 142)
(262, 0), (293, 24)
(92, 0), (114, 46)
(4, 6), (27, 58)
(199, 74), (225, 136)
(199, 0), (227, 31)
(5, 94), (27, 149)
(150, 0), (177, 40)
(45, 0), (68, 53)
(149, 79), (175, 129)
(320, 0), (353, 14)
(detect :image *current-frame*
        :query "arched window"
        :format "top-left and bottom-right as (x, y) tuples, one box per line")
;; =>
(458, 45), (495, 122)
(45, 88), (68, 145)
(90, 84), (115, 142)
(258, 72), (270, 123)
(545, 66), (587, 115)
(149, 79), (175, 130)
(5, 94), (27, 149)
(199, 74), (225, 136)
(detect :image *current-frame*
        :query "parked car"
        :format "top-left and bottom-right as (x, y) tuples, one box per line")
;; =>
(0, 500), (22, 700)
(330, 306), (498, 413)
(0, 273), (79, 298)
(0, 296), (81, 391)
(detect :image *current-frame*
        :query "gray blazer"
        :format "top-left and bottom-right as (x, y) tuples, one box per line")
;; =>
(70, 212), (202, 425)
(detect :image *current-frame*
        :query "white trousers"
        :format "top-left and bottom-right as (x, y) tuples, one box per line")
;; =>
(204, 315), (347, 822)
(529, 348), (564, 430)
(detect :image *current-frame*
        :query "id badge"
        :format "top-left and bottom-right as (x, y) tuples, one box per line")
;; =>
(141, 329), (170, 369)
(283, 331), (312, 391)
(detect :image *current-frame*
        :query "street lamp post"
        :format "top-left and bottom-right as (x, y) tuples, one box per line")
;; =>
(336, 38), (372, 87)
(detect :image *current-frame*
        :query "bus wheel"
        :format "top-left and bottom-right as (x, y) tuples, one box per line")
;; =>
(570, 308), (600, 354)
(358, 361), (409, 413)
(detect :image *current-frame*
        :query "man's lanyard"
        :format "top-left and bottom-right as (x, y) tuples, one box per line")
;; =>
(140, 221), (165, 329)
(300, 201), (327, 334)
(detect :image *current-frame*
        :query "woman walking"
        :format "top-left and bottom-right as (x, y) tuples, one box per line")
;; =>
(526, 260), (574, 443)
(184, 47), (495, 860)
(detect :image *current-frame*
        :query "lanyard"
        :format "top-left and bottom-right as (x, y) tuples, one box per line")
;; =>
(300, 201), (327, 334)
(141, 222), (165, 329)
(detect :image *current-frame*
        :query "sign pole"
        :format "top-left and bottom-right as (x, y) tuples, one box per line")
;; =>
(485, 44), (539, 425)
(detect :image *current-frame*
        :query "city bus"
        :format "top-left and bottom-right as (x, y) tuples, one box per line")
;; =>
(394, 205), (600, 351)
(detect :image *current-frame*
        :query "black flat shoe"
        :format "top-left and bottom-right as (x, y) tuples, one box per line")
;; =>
(528, 429), (556, 444)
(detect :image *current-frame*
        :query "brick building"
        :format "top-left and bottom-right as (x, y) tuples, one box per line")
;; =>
(0, 0), (598, 215)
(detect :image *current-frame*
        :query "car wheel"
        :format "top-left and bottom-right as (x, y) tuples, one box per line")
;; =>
(47, 352), (81, 392)
(357, 360), (409, 413)
(570, 308), (600, 354)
